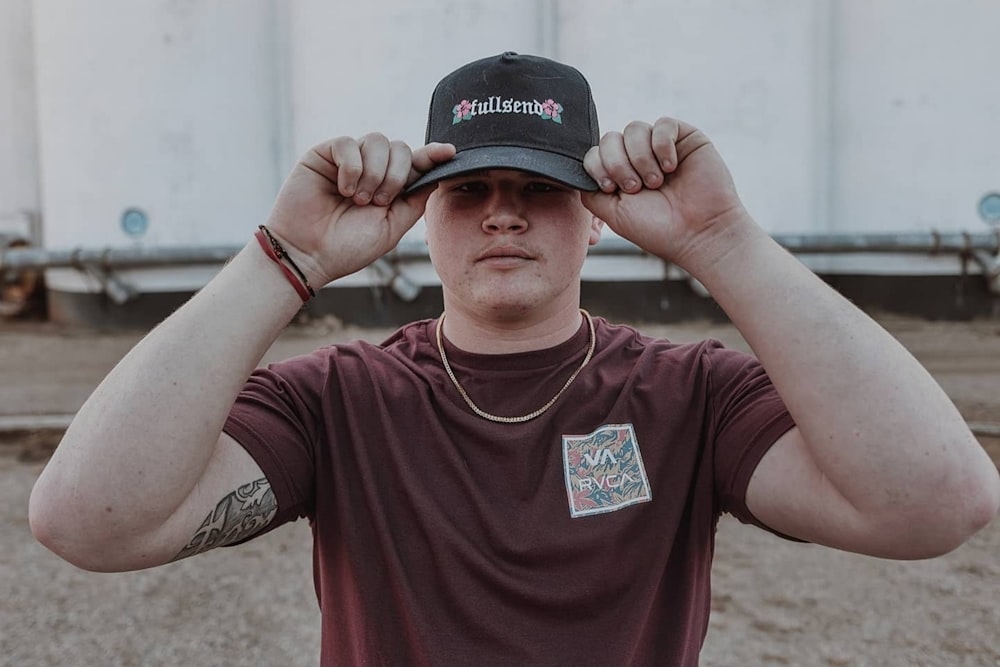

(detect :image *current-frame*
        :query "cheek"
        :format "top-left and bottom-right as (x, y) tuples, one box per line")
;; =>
(424, 226), (447, 270)
(424, 218), (466, 280)
(422, 201), (448, 257)
(550, 210), (597, 251)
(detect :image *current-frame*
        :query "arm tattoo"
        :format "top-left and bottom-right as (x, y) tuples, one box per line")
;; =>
(171, 477), (278, 562)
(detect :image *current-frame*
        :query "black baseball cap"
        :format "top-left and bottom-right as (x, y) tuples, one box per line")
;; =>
(406, 51), (600, 193)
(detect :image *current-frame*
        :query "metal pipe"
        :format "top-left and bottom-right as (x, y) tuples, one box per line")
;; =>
(2, 231), (998, 271)
(0, 414), (74, 432)
(390, 231), (1000, 259)
(768, 230), (1000, 255)
(0, 244), (240, 270)
(2, 230), (998, 308)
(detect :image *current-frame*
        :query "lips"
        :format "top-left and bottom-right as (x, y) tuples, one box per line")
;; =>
(476, 246), (533, 262)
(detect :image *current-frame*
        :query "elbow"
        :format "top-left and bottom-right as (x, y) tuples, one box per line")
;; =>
(29, 481), (124, 573)
(912, 436), (1000, 557)
(29, 506), (91, 572)
(896, 467), (1000, 559)
(30, 478), (174, 573)
(954, 461), (1000, 544)
(30, 515), (132, 573)
(29, 491), (83, 571)
(963, 466), (1000, 540)
(29, 513), (93, 572)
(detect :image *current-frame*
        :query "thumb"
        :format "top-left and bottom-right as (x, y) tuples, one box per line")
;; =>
(580, 190), (623, 231)
(384, 184), (437, 242)
(410, 142), (457, 180)
(381, 142), (454, 243)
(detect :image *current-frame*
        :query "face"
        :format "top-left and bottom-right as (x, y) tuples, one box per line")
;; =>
(424, 170), (603, 318)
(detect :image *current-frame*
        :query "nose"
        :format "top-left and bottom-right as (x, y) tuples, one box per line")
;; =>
(481, 189), (527, 234)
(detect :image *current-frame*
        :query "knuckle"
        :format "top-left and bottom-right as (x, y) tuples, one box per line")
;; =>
(357, 167), (384, 187)
(583, 145), (602, 164)
(380, 172), (407, 192)
(389, 139), (411, 153)
(338, 164), (364, 185)
(624, 120), (651, 134)
(360, 131), (390, 146)
(330, 135), (357, 150)
(600, 130), (623, 143)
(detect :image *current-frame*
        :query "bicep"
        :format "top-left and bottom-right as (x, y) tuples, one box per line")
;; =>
(142, 433), (277, 566)
(745, 426), (875, 554)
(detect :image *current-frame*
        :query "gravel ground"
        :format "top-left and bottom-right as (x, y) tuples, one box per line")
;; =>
(1, 314), (998, 666)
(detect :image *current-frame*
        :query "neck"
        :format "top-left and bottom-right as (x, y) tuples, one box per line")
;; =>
(438, 303), (586, 354)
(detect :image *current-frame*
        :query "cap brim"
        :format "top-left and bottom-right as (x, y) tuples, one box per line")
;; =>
(405, 145), (599, 194)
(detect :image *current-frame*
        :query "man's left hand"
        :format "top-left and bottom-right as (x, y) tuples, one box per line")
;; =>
(581, 117), (752, 273)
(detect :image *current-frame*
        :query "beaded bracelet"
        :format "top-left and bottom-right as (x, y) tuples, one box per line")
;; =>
(254, 225), (316, 302)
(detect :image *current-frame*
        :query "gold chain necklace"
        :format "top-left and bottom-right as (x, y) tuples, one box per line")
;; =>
(435, 309), (596, 423)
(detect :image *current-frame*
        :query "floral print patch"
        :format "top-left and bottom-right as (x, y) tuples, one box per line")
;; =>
(563, 424), (652, 518)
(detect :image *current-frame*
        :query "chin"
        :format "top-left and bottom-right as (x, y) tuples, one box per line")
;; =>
(474, 294), (528, 311)
(466, 294), (537, 319)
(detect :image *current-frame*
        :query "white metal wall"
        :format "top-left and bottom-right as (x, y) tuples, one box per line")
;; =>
(5, 0), (1000, 294)
(0, 0), (40, 243)
(829, 0), (1000, 273)
(31, 0), (282, 292)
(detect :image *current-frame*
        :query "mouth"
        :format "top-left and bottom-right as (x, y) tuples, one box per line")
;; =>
(477, 245), (533, 261)
(476, 246), (534, 269)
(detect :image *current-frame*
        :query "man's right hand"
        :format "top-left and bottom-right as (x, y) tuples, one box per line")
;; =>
(264, 135), (455, 288)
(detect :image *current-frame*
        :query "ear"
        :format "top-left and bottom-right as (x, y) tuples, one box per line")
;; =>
(587, 215), (604, 246)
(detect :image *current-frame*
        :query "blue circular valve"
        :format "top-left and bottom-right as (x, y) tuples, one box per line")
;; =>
(121, 207), (149, 237)
(978, 193), (1000, 226)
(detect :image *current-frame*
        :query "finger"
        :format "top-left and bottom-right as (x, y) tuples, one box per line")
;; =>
(297, 141), (340, 184)
(672, 120), (714, 168)
(386, 182), (435, 240)
(354, 133), (392, 205)
(330, 136), (363, 198)
(579, 188), (609, 221)
(622, 121), (663, 189)
(598, 131), (643, 194)
(651, 117), (681, 173)
(371, 140), (413, 206)
(408, 142), (457, 183)
(583, 145), (615, 193)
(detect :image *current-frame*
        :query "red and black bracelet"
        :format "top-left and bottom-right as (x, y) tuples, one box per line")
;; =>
(254, 225), (316, 302)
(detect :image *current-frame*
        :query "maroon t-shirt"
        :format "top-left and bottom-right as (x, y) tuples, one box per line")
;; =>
(224, 316), (795, 666)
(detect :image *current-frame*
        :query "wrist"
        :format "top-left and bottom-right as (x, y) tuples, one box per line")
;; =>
(670, 207), (765, 279)
(212, 240), (313, 327)
(254, 226), (316, 302)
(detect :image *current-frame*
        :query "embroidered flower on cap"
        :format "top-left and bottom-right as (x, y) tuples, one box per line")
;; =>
(452, 99), (474, 124)
(541, 98), (563, 124)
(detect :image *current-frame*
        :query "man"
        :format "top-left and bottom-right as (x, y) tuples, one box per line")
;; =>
(29, 52), (999, 665)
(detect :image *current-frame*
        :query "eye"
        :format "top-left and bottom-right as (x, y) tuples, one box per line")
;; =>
(525, 181), (565, 194)
(453, 181), (487, 193)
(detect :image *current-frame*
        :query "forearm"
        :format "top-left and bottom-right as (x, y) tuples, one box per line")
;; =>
(31, 240), (303, 540)
(687, 216), (998, 519)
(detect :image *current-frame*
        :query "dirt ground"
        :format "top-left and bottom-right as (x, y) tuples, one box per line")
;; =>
(1, 313), (998, 666)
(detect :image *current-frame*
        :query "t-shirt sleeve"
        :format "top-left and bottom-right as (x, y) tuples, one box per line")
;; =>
(223, 351), (328, 531)
(705, 343), (797, 535)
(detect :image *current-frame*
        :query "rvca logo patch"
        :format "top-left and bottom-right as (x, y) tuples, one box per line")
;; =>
(562, 423), (652, 518)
